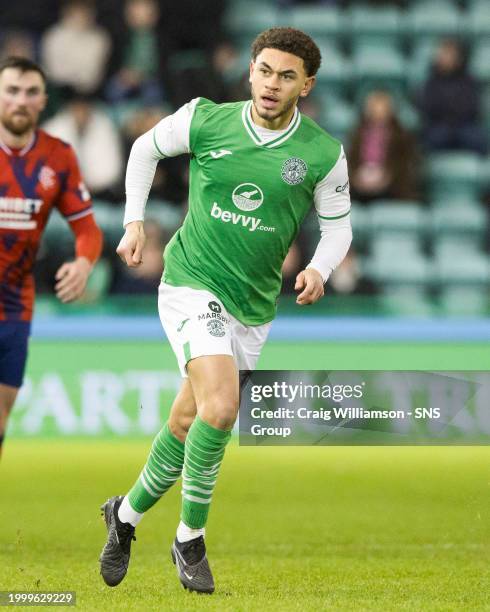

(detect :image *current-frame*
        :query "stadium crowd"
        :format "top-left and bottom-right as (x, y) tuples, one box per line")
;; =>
(1, 0), (488, 302)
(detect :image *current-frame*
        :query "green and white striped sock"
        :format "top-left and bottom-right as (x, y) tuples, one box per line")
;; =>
(127, 421), (185, 513)
(181, 415), (232, 529)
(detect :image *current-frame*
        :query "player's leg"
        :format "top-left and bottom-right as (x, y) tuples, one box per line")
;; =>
(171, 353), (238, 594)
(0, 321), (30, 458)
(99, 379), (196, 587)
(0, 384), (19, 457)
(120, 379), (196, 523)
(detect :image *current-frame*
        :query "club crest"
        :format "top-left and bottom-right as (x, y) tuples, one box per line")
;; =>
(281, 157), (307, 185)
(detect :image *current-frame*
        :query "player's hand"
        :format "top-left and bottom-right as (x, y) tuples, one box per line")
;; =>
(295, 268), (324, 305)
(55, 257), (92, 303)
(116, 221), (146, 268)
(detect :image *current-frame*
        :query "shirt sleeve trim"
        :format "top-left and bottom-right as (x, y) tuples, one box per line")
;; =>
(152, 128), (166, 158)
(317, 209), (351, 220)
(64, 206), (93, 221)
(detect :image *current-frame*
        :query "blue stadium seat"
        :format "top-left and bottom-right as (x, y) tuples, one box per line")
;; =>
(433, 235), (486, 260)
(314, 44), (351, 94)
(225, 2), (278, 44)
(288, 5), (345, 38)
(466, 0), (490, 38)
(397, 98), (420, 131)
(381, 287), (435, 316)
(407, 39), (439, 90)
(368, 201), (427, 236)
(317, 95), (356, 142)
(106, 101), (142, 128)
(347, 4), (402, 45)
(351, 41), (406, 87)
(370, 236), (425, 268)
(427, 153), (484, 198)
(363, 230), (431, 287)
(439, 287), (489, 316)
(435, 249), (490, 286)
(365, 250), (432, 286)
(430, 200), (487, 238)
(405, 0), (461, 39)
(350, 203), (370, 249)
(469, 40), (490, 82)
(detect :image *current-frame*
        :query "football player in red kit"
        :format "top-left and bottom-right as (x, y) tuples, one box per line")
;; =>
(0, 56), (103, 456)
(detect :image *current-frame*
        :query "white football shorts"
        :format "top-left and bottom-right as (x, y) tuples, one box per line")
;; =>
(158, 281), (272, 377)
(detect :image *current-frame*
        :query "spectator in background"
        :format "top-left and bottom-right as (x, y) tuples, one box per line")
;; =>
(1, 30), (68, 120)
(41, 0), (111, 94)
(121, 106), (188, 205)
(348, 90), (419, 203)
(419, 39), (487, 156)
(43, 90), (123, 200)
(167, 42), (236, 108)
(105, 0), (163, 105)
(0, 30), (35, 61)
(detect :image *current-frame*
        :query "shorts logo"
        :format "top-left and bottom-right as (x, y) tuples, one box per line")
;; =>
(207, 319), (225, 337)
(232, 183), (263, 211)
(208, 301), (222, 313)
(281, 157), (307, 185)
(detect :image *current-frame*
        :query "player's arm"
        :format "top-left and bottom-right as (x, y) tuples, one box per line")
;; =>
(296, 145), (353, 305)
(117, 99), (199, 267)
(55, 146), (104, 303)
(55, 213), (103, 303)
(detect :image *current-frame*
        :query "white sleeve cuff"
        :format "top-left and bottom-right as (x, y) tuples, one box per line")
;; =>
(306, 215), (353, 283)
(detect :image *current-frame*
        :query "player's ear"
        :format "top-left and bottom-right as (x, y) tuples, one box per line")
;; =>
(249, 61), (255, 84)
(300, 76), (316, 98)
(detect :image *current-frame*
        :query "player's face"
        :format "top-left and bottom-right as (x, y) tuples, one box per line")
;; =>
(249, 48), (315, 127)
(0, 68), (46, 137)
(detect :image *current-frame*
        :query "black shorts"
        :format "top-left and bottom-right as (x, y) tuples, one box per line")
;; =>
(0, 321), (31, 388)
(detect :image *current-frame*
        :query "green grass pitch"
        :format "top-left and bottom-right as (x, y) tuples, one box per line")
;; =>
(2, 440), (489, 610)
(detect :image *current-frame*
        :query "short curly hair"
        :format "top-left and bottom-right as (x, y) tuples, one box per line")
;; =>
(251, 27), (321, 77)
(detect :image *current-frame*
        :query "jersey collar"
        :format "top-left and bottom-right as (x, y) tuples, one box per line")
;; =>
(241, 100), (301, 148)
(0, 131), (37, 157)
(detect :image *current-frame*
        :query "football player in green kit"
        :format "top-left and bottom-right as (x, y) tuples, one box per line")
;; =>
(100, 27), (352, 594)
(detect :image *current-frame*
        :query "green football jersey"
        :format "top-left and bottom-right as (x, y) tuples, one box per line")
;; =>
(161, 98), (345, 325)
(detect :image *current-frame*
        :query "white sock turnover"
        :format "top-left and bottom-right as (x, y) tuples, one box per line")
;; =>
(118, 496), (144, 527)
(176, 520), (205, 543)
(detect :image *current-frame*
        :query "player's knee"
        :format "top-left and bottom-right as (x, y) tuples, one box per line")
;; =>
(198, 393), (238, 431)
(168, 414), (193, 443)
